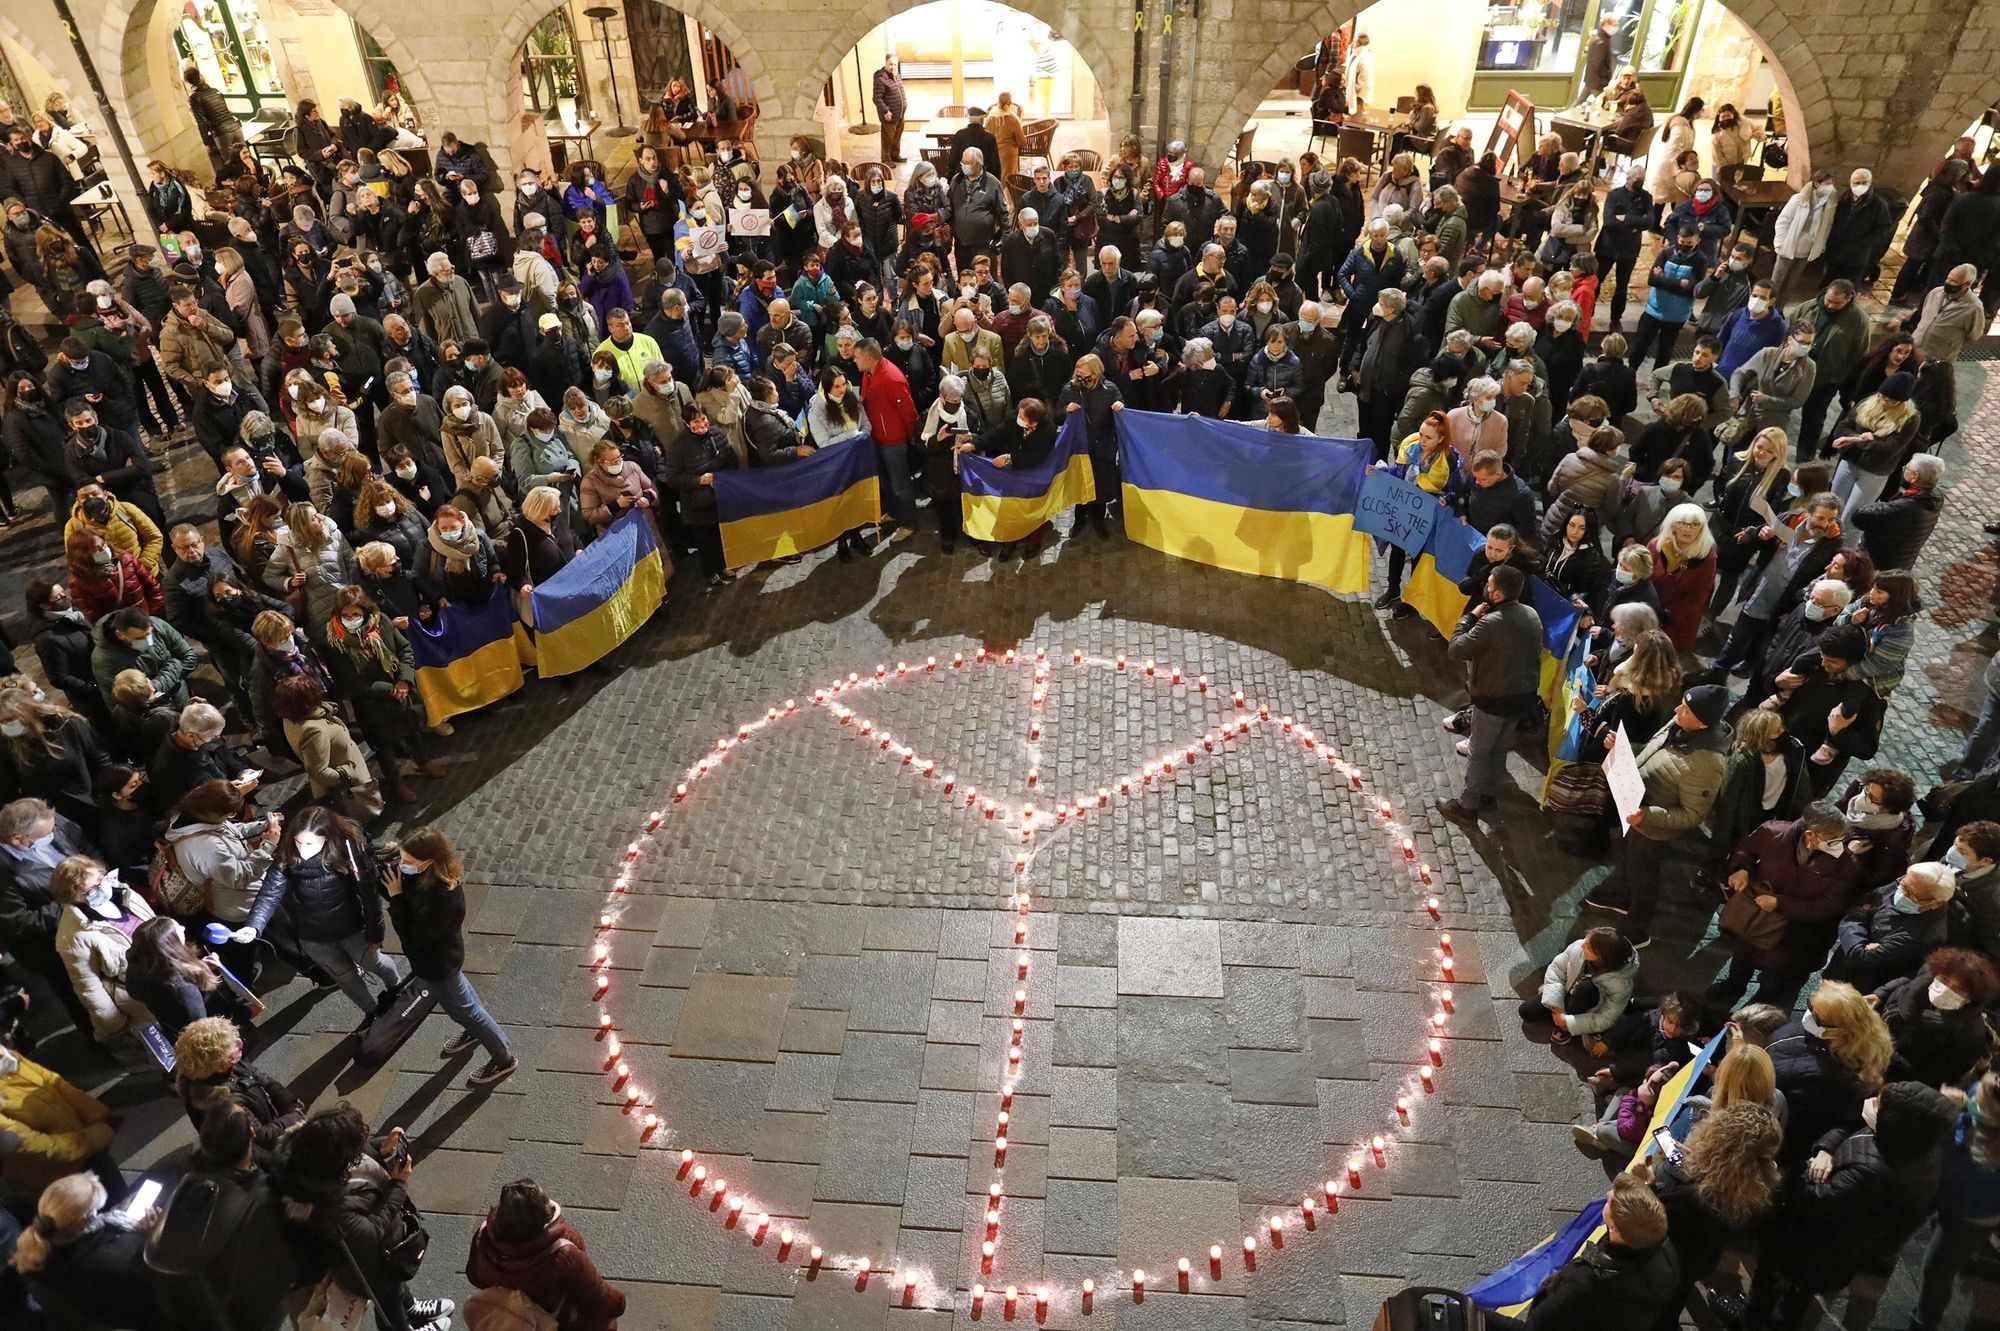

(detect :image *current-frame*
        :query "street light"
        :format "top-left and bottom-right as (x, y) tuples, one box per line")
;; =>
(582, 6), (636, 139)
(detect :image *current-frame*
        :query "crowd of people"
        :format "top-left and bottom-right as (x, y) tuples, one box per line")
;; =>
(0, 46), (1995, 1330)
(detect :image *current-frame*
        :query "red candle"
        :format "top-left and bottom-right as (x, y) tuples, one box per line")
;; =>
(1081, 1279), (1094, 1312)
(1426, 896), (1441, 919)
(1004, 1286), (1017, 1314)
(1347, 1158), (1362, 1188)
(1269, 1215), (1285, 1246)
(1397, 1096), (1412, 1124)
(677, 1150), (693, 1178)
(1301, 1196), (1316, 1229)
(1115, 655), (1126, 670)
(1209, 1244), (1223, 1276)
(1176, 1257), (1190, 1289)
(1233, 691), (1246, 707)
(1242, 1236), (1258, 1269)
(1323, 1179), (1340, 1212)
(1421, 1066), (1436, 1092)
(1439, 933), (1454, 956)
(778, 1228), (794, 1260)
(809, 1245), (824, 1270)
(1429, 1038), (1444, 1065)
(1371, 1135), (1387, 1166)
(1198, 675), (1210, 691)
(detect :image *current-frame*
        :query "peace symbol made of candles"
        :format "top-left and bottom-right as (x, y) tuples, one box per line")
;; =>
(587, 643), (1457, 1314)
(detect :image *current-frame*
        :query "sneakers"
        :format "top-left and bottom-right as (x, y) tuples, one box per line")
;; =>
(1454, 738), (1469, 757)
(1570, 1124), (1609, 1155)
(440, 1030), (479, 1058)
(468, 1057), (518, 1088)
(425, 721), (456, 737)
(1549, 1027), (1571, 1045)
(1440, 710), (1468, 735)
(1374, 589), (1401, 609)
(408, 1298), (455, 1323)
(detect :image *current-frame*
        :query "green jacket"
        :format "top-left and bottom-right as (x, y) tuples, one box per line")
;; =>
(1631, 720), (1731, 839)
(1786, 295), (1870, 387)
(89, 617), (199, 709)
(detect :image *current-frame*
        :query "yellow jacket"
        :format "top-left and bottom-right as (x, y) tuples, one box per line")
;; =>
(66, 497), (165, 574)
(1, 1052), (114, 1195)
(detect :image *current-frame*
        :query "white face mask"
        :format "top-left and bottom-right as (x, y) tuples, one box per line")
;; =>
(1166, 236), (1184, 249)
(1023, 225), (1040, 240)
(452, 403), (473, 420)
(375, 502), (397, 518)
(395, 463), (417, 480)
(963, 163), (978, 177)
(294, 830), (326, 860)
(1747, 296), (1770, 316)
(1695, 189), (1714, 203)
(1851, 183), (1869, 197)
(339, 614), (365, 632)
(1552, 317), (1575, 333)
(1256, 301), (1274, 315)
(600, 461), (622, 476)
(1930, 979), (1968, 1011)
(307, 398), (327, 414)
(1727, 257), (1747, 271)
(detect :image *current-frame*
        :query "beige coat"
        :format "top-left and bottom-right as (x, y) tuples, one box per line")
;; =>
(988, 108), (1026, 181)
(441, 409), (507, 488)
(285, 705), (371, 800)
(157, 307), (239, 388)
(55, 892), (157, 1040)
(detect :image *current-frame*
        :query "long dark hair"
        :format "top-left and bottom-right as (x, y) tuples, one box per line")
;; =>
(278, 804), (368, 872)
(816, 368), (861, 426)
(127, 916), (219, 995)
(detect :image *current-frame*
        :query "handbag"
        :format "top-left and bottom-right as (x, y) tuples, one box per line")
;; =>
(1719, 886), (1786, 951)
(466, 229), (500, 261)
(1543, 762), (1610, 817)
(380, 1194), (430, 1282)
(335, 774), (385, 823)
(148, 835), (216, 917)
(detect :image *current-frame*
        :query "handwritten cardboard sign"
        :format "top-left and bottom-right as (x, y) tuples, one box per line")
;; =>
(1354, 468), (1439, 555)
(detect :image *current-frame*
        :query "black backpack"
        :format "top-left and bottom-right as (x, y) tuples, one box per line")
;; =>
(146, 1168), (314, 1331)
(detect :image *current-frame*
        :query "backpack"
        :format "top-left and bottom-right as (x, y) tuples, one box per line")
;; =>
(463, 1244), (570, 1331)
(146, 1168), (314, 1328)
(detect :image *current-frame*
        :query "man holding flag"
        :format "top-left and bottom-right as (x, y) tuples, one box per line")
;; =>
(971, 399), (1057, 558)
(855, 339), (919, 545)
(1481, 1172), (1681, 1329)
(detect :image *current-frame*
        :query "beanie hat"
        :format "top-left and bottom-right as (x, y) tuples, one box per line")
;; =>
(1879, 371), (1915, 403)
(329, 293), (357, 317)
(1682, 683), (1729, 728)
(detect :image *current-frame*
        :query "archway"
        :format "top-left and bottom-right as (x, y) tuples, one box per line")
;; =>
(812, 0), (1113, 181)
(99, 0), (437, 180)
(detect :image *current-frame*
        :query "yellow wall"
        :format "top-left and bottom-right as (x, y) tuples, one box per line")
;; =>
(1356, 0), (1488, 120)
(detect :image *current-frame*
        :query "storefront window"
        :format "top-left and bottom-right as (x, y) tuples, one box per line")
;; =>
(521, 11), (589, 123)
(1636, 0), (1695, 72)
(174, 0), (286, 119)
(1476, 0), (1595, 75)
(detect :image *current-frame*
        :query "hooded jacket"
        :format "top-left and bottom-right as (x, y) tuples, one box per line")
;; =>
(165, 818), (275, 924)
(466, 1209), (627, 1331)
(1535, 938), (1640, 1036)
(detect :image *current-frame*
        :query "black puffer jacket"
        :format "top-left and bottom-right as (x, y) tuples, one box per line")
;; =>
(276, 1152), (420, 1331)
(386, 872), (466, 980)
(1764, 1021), (1865, 1164)
(247, 840), (384, 945)
(1874, 973), (1987, 1088)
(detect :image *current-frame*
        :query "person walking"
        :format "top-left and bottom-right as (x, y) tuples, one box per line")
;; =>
(1436, 564), (1543, 825)
(238, 805), (403, 1022)
(1580, 684), (1732, 949)
(384, 825), (516, 1088)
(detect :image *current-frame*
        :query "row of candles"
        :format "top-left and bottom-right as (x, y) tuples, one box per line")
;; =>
(585, 644), (1460, 1315)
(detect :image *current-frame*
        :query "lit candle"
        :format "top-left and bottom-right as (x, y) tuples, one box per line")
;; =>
(1014, 989), (1027, 1013)
(1349, 771), (1363, 790)
(1426, 897), (1441, 920)
(1347, 1157), (1363, 1188)
(977, 648), (988, 662)
(1421, 1065), (1436, 1092)
(1119, 777), (1132, 794)
(1082, 1279), (1094, 1312)
(1323, 1179), (1340, 1212)
(642, 1113), (659, 1138)
(1014, 856), (1028, 874)
(754, 1213), (770, 1241)
(986, 1207), (1000, 1230)
(1258, 703), (1271, 719)
(1402, 838), (1416, 860)
(1397, 1096), (1411, 1124)
(1176, 1257), (1190, 1289)
(1233, 690), (1246, 707)
(1132, 1269), (1145, 1295)
(1035, 1289), (1048, 1314)
(1003, 1286), (1017, 1314)
(954, 652), (965, 667)
(1440, 957), (1456, 981)
(1004, 649), (1016, 664)
(598, 912), (613, 929)
(1115, 655), (1126, 670)
(712, 1179), (727, 1204)
(1419, 863), (1434, 883)
(972, 1283), (986, 1311)
(1378, 799), (1393, 818)
(809, 1246), (823, 1270)
(904, 1272), (917, 1303)
(1010, 1018), (1024, 1040)
(1029, 722), (1042, 739)
(778, 1229), (794, 1260)
(1171, 667), (1183, 684)
(623, 1086), (639, 1106)
(1269, 1215), (1284, 1244)
(1097, 787), (1110, 807)
(995, 1135), (1008, 1163)
(593, 975), (609, 998)
(857, 1258), (872, 1287)
(875, 664), (886, 677)
(1372, 1135), (1387, 1166)
(613, 1061), (630, 1087)
(1429, 1038), (1444, 1065)
(1144, 659), (1156, 676)
(785, 698), (797, 713)
(1301, 1196), (1316, 1229)
(1014, 920), (1027, 943)
(677, 1150), (693, 1178)
(1210, 1244), (1224, 1276)
(998, 1111), (1011, 1134)
(692, 1165), (707, 1186)
(981, 1240), (996, 1269)
(1242, 1236), (1258, 1269)
(926, 656), (936, 671)
(1439, 933), (1454, 956)
(1027, 768), (1039, 786)
(989, 1182), (1003, 1203)
(728, 1197), (744, 1222)
(1197, 674), (1210, 692)
(1439, 989), (1455, 1013)
(598, 1012), (613, 1033)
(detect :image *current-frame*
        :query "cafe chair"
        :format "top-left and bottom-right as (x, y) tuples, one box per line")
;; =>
(1307, 119), (1341, 158)
(1394, 94), (1416, 114)
(1336, 126), (1377, 168)
(1068, 148), (1103, 172)
(1021, 119), (1059, 169)
(921, 145), (954, 176)
(1007, 172), (1037, 201)
(939, 104), (968, 117)
(1551, 120), (1595, 159)
(850, 160), (888, 182)
(1227, 126), (1256, 166)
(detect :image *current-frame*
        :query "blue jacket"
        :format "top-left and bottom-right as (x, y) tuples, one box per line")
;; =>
(1715, 305), (1788, 379)
(1338, 240), (1405, 306)
(646, 308), (705, 388)
(738, 284), (774, 342)
(1642, 244), (1704, 324)
(1662, 197), (1734, 266)
(710, 332), (757, 380)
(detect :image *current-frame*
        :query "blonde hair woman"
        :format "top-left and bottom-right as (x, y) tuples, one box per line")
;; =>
(1647, 501), (1717, 650)
(213, 247), (270, 358)
(1761, 980), (1893, 1165)
(11, 1172), (160, 1326)
(1577, 628), (1680, 765)
(1646, 1100), (1782, 1280)
(49, 855), (156, 1043)
(1828, 373), (1922, 525)
(1709, 426), (1790, 612)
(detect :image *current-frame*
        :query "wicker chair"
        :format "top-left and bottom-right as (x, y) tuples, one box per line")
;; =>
(1068, 149), (1103, 172)
(1020, 119), (1058, 168)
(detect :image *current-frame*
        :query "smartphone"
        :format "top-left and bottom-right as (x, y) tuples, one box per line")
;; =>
(235, 768), (264, 785)
(1651, 1127), (1684, 1167)
(121, 1178), (163, 1218)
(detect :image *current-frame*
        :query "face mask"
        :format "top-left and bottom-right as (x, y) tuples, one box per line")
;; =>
(1851, 184), (1868, 197)
(1891, 888), (1925, 915)
(1166, 236), (1184, 249)
(294, 830), (326, 861)
(1817, 837), (1846, 858)
(1149, 328), (1164, 343)
(1256, 301), (1274, 315)
(449, 402), (474, 421)
(442, 526), (466, 543)
(1016, 417), (1032, 431)
(532, 430), (555, 444)
(1727, 257), (1748, 272)
(963, 163), (977, 178)
(91, 547), (114, 566)
(1659, 477), (1683, 494)
(1111, 177), (1128, 190)
(1802, 1011), (1826, 1037)
(400, 861), (422, 876)
(339, 614), (365, 632)
(600, 462), (622, 476)
(1023, 225), (1041, 241)
(1785, 481), (1802, 499)
(1217, 313), (1235, 328)
(1474, 398), (1496, 417)
(1781, 342), (1805, 362)
(1614, 567), (1636, 586)
(85, 883), (114, 909)
(1695, 189), (1714, 203)
(1803, 602), (1831, 622)
(1930, 979), (1968, 1010)
(895, 338), (914, 351)
(1946, 282), (1970, 296)
(1945, 845), (1972, 872)
(972, 367), (991, 380)
(1277, 171), (1292, 185)
(0, 721), (24, 738)
(1747, 296), (1771, 316)
(1553, 316), (1577, 333)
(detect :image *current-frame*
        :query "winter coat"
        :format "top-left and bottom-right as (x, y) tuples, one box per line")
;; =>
(1728, 344), (1816, 440)
(387, 871), (467, 980)
(1535, 939), (1640, 1036)
(1645, 538), (1716, 650)
(164, 818), (275, 924)
(1873, 974), (1987, 1089)
(68, 545), (163, 624)
(55, 885), (157, 1039)
(263, 524), (357, 638)
(467, 1211), (628, 1331)
(1762, 1121), (1943, 1292)
(89, 614), (198, 707)
(158, 307), (240, 390)
(1822, 189), (1897, 280)
(440, 409), (507, 489)
(1852, 487), (1941, 573)
(1629, 719), (1731, 841)
(1446, 598), (1543, 713)
(1709, 737), (1807, 854)
(0, 1050), (113, 1196)
(1827, 886), (1947, 993)
(248, 841), (382, 946)
(1763, 1021), (1865, 1164)
(1515, 1235), (1680, 1331)
(23, 1219), (160, 1328)
(1725, 817), (1868, 979)
(1772, 185), (1837, 262)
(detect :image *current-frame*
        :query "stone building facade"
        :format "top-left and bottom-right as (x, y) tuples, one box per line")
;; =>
(4, 0), (1997, 223)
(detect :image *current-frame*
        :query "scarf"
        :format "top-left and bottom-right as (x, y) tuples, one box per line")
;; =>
(426, 525), (479, 573)
(328, 612), (398, 676)
(827, 193), (849, 229)
(1691, 191), (1719, 216)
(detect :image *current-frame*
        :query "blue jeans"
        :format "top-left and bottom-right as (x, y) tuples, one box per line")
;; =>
(302, 934), (404, 1016)
(435, 969), (511, 1063)
(1957, 688), (2000, 776)
(877, 441), (916, 530)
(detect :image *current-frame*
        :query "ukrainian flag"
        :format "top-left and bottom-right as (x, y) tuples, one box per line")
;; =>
(1399, 516), (1485, 638)
(713, 436), (881, 568)
(1115, 411), (1372, 594)
(530, 506), (668, 676)
(1469, 1030), (1726, 1316)
(1541, 643), (1599, 801)
(405, 591), (527, 726)
(960, 414), (1097, 543)
(1527, 577), (1585, 707)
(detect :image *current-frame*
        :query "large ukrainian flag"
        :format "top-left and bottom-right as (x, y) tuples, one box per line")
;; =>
(1399, 515), (1485, 638)
(1469, 1029), (1726, 1316)
(960, 413), (1097, 543)
(713, 436), (881, 569)
(405, 591), (527, 726)
(1116, 411), (1372, 594)
(530, 506), (668, 676)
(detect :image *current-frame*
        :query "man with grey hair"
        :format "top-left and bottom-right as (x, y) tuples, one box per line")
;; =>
(1912, 262), (1986, 363)
(1001, 207), (1062, 304)
(1743, 576), (1853, 709)
(149, 699), (259, 812)
(1497, 356), (1552, 485)
(1431, 185), (1468, 269)
(946, 145), (1010, 271)
(633, 358), (695, 444)
(1447, 268), (1507, 355)
(1851, 451), (1946, 570)
(381, 312), (441, 393)
(1336, 217), (1406, 374)
(1288, 299), (1342, 429)
(1822, 166), (1896, 288)
(1353, 286), (1425, 458)
(1172, 241), (1235, 312)
(414, 252), (480, 347)
(380, 367), (448, 476)
(1084, 245), (1135, 324)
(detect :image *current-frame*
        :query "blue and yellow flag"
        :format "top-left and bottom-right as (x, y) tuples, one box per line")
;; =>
(960, 414), (1097, 543)
(1469, 1030), (1727, 1315)
(405, 591), (527, 726)
(1116, 411), (1373, 594)
(1400, 515), (1485, 638)
(713, 436), (881, 568)
(1527, 577), (1585, 707)
(530, 506), (668, 677)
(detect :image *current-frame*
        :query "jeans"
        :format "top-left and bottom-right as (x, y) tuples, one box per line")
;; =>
(302, 934), (404, 1015)
(1627, 312), (1684, 372)
(1829, 457), (1890, 527)
(1711, 612), (1772, 675)
(434, 968), (511, 1063)
(1458, 705), (1515, 805)
(1914, 1213), (2000, 1329)
(877, 441), (916, 530)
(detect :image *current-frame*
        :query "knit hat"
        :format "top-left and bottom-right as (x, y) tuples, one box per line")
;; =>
(522, 211), (547, 231)
(537, 313), (562, 332)
(1879, 371), (1915, 403)
(1308, 171), (1332, 195)
(329, 293), (356, 317)
(1681, 683), (1729, 728)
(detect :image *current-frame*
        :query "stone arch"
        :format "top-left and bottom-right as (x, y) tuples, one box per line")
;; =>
(1190, 0), (1835, 181)
(0, 15), (80, 108)
(95, 0), (440, 172)
(795, 0), (1129, 136)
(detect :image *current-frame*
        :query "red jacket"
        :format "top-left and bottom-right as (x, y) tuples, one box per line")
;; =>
(861, 358), (918, 446)
(1646, 537), (1717, 650)
(69, 549), (163, 623)
(467, 1213), (626, 1331)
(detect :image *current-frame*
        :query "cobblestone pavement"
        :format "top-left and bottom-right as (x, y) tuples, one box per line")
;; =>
(63, 356), (2000, 1328)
